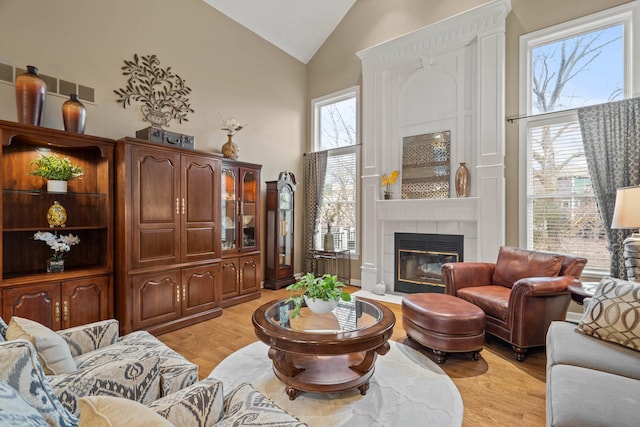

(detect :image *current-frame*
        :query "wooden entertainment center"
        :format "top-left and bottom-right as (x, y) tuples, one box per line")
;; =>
(0, 120), (262, 335)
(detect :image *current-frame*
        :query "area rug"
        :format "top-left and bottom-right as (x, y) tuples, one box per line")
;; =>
(210, 340), (463, 427)
(351, 289), (404, 305)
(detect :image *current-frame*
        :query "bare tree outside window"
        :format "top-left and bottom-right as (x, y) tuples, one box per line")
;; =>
(528, 24), (623, 269)
(316, 95), (359, 252)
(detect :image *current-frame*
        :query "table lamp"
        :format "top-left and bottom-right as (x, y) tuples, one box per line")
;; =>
(611, 186), (640, 281)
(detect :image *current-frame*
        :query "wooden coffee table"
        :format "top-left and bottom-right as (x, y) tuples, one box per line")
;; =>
(252, 297), (395, 400)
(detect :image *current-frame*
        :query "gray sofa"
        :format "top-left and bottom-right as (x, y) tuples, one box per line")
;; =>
(546, 321), (640, 427)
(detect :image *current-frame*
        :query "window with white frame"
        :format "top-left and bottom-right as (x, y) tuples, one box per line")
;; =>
(519, 4), (635, 272)
(312, 87), (360, 254)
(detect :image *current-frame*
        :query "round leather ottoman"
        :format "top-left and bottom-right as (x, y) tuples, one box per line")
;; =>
(402, 293), (485, 364)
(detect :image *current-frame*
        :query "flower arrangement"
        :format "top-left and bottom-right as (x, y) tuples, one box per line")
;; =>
(381, 170), (399, 199)
(33, 231), (80, 261)
(220, 115), (245, 135)
(28, 154), (84, 181)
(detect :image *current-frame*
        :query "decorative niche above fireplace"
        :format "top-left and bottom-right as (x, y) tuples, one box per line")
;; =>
(401, 130), (450, 199)
(394, 232), (463, 294)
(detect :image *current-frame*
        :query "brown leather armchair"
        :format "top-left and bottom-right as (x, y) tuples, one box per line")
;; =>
(442, 246), (587, 361)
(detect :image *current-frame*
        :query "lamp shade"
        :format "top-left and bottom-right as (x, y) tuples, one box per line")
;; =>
(611, 186), (640, 229)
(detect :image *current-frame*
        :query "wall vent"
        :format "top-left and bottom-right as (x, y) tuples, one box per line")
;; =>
(2, 62), (96, 104)
(59, 80), (76, 98)
(0, 63), (13, 83)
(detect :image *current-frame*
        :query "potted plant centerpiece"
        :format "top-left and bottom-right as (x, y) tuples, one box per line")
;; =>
(286, 273), (351, 317)
(28, 153), (84, 193)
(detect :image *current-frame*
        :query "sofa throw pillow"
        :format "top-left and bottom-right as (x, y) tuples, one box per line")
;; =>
(49, 356), (161, 416)
(6, 317), (76, 375)
(0, 340), (78, 427)
(492, 246), (563, 288)
(147, 377), (224, 427)
(0, 317), (8, 341)
(217, 383), (306, 427)
(0, 379), (49, 426)
(578, 276), (640, 351)
(78, 396), (173, 427)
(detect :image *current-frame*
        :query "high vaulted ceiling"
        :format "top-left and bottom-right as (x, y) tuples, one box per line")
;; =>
(202, 0), (357, 64)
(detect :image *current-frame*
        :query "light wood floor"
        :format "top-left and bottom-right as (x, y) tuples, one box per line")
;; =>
(158, 287), (547, 427)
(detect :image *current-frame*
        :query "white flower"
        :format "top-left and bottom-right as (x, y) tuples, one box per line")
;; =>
(33, 231), (80, 261)
(220, 115), (246, 135)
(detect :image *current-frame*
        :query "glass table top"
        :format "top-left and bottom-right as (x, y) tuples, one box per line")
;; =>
(264, 298), (382, 334)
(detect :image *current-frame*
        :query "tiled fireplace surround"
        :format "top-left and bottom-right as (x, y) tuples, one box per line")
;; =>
(357, 0), (510, 293)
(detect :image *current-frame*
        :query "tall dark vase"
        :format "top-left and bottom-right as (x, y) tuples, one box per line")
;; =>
(15, 65), (47, 126)
(62, 94), (86, 133)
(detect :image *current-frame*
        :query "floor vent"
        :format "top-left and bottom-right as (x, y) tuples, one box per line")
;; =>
(2, 62), (96, 104)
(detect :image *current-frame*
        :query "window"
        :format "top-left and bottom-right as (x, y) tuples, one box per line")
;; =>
(312, 87), (360, 254)
(519, 5), (635, 273)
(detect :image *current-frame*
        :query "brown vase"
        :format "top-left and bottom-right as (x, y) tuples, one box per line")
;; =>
(15, 65), (47, 126)
(455, 162), (470, 197)
(62, 94), (86, 133)
(221, 134), (239, 159)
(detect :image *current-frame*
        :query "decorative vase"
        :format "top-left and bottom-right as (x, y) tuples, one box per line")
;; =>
(221, 134), (238, 159)
(455, 162), (470, 197)
(62, 94), (86, 133)
(15, 65), (47, 126)
(47, 201), (67, 228)
(46, 259), (64, 273)
(303, 295), (339, 314)
(324, 226), (335, 251)
(384, 193), (391, 200)
(47, 180), (68, 193)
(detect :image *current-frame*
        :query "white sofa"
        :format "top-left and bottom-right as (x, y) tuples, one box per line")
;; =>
(0, 318), (306, 426)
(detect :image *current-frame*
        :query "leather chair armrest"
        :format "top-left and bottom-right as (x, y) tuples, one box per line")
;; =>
(511, 276), (576, 298)
(442, 262), (496, 295)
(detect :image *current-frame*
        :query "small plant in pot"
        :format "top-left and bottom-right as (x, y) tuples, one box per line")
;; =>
(28, 153), (84, 192)
(286, 273), (351, 318)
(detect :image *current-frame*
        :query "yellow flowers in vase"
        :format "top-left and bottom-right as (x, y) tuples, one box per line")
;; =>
(381, 170), (399, 199)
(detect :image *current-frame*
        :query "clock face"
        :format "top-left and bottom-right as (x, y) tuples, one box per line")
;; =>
(279, 187), (292, 210)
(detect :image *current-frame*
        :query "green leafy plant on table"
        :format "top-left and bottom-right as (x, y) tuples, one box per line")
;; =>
(28, 153), (84, 181)
(285, 273), (351, 318)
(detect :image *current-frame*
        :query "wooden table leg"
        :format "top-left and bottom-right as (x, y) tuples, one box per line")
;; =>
(269, 347), (305, 377)
(350, 342), (390, 374)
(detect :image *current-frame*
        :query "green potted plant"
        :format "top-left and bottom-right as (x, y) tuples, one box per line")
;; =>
(286, 273), (351, 317)
(28, 153), (84, 193)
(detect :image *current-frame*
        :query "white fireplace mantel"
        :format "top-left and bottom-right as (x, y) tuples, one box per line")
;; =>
(357, 0), (510, 292)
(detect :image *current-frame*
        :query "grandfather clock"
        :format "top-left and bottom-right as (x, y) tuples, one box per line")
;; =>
(264, 171), (296, 289)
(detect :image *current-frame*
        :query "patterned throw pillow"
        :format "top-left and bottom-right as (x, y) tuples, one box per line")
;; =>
(49, 356), (161, 416)
(578, 276), (640, 351)
(148, 377), (224, 426)
(0, 340), (78, 427)
(6, 317), (76, 375)
(0, 317), (8, 341)
(0, 379), (49, 426)
(217, 383), (307, 427)
(78, 396), (173, 427)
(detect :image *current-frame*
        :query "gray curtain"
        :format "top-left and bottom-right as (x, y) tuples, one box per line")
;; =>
(578, 97), (640, 278)
(303, 151), (328, 273)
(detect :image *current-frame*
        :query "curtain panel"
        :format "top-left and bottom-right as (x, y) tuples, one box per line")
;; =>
(303, 151), (328, 273)
(578, 97), (640, 278)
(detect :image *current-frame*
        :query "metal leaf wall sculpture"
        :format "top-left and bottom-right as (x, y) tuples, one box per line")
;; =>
(114, 54), (194, 128)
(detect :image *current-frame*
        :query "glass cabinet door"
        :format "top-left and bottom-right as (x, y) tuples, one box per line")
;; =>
(241, 170), (257, 249)
(221, 168), (237, 251)
(278, 186), (293, 267)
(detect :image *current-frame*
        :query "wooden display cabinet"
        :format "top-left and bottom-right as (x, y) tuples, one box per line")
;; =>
(221, 160), (262, 307)
(0, 120), (114, 329)
(264, 171), (296, 289)
(115, 138), (223, 335)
